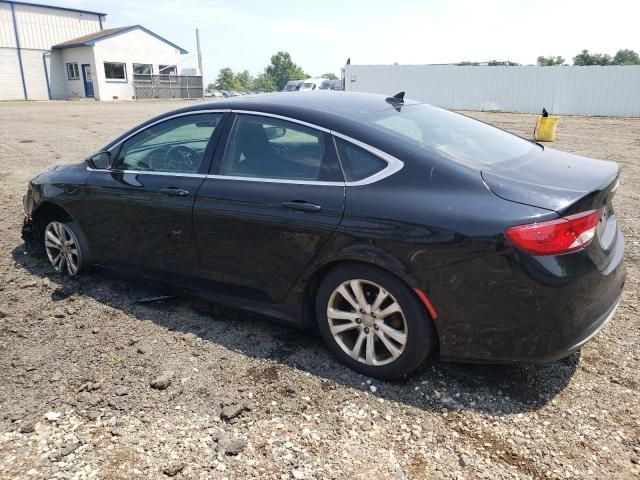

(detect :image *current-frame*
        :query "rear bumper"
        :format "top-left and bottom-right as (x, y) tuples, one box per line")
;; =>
(433, 230), (626, 364)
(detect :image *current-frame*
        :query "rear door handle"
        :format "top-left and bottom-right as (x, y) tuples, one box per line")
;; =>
(280, 201), (322, 213)
(161, 188), (190, 197)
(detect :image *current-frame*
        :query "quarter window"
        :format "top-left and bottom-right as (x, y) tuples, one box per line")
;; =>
(66, 63), (79, 80)
(116, 113), (223, 173)
(335, 139), (387, 182)
(133, 63), (153, 75)
(220, 115), (342, 182)
(104, 62), (126, 80)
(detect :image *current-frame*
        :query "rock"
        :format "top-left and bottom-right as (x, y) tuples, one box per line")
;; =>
(370, 385), (378, 393)
(137, 345), (148, 354)
(459, 454), (471, 468)
(150, 371), (174, 390)
(52, 310), (65, 318)
(111, 427), (124, 436)
(85, 410), (101, 421)
(19, 422), (35, 433)
(114, 386), (129, 396)
(162, 462), (185, 477)
(224, 437), (247, 455)
(91, 327), (100, 334)
(0, 309), (7, 318)
(285, 382), (296, 394)
(50, 371), (62, 383)
(292, 470), (305, 479)
(45, 411), (62, 422)
(221, 403), (246, 421)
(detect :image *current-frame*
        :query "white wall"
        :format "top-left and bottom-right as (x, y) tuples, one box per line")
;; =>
(0, 47), (24, 99)
(344, 64), (640, 116)
(91, 28), (185, 101)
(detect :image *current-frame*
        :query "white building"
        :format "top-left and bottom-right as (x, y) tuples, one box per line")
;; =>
(50, 25), (188, 101)
(0, 1), (191, 101)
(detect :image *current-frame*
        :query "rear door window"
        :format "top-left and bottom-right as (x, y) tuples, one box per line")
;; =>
(220, 114), (342, 182)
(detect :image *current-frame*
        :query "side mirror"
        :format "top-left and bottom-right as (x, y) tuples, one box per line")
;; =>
(87, 151), (110, 169)
(265, 126), (286, 140)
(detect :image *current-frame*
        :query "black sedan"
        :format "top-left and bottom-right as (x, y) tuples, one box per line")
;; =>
(22, 92), (625, 379)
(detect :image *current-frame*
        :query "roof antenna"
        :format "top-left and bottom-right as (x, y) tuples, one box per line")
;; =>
(386, 91), (405, 111)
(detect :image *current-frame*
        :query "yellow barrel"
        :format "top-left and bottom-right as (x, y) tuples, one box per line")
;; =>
(534, 116), (559, 142)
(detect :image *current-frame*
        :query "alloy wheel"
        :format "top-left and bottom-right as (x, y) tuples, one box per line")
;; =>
(44, 221), (80, 275)
(327, 279), (408, 366)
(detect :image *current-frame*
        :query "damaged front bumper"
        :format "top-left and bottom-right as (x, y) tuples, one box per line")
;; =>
(21, 214), (40, 250)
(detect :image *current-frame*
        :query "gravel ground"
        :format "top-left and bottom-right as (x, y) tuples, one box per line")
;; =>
(0, 100), (638, 480)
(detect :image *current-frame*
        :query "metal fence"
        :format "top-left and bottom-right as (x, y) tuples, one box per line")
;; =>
(133, 75), (203, 100)
(344, 65), (640, 116)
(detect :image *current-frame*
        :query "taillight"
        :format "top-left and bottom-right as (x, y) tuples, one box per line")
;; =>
(505, 210), (599, 255)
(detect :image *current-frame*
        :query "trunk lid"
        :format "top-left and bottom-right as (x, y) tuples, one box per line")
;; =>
(482, 147), (621, 266)
(481, 147), (619, 214)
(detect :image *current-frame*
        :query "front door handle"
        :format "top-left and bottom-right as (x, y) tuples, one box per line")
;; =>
(161, 188), (190, 197)
(280, 201), (322, 213)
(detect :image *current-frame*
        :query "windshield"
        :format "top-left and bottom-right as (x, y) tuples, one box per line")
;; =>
(302, 83), (314, 89)
(363, 104), (540, 168)
(319, 81), (332, 90)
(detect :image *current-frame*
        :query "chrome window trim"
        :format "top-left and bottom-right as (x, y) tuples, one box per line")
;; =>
(92, 109), (404, 186)
(86, 167), (207, 178)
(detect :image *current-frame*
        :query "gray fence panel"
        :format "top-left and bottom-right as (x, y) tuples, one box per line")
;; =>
(344, 65), (640, 116)
(133, 75), (203, 100)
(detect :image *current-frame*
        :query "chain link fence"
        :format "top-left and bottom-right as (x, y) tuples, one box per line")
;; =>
(133, 75), (203, 100)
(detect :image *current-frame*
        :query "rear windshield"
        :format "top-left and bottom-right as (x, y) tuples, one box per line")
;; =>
(362, 104), (540, 168)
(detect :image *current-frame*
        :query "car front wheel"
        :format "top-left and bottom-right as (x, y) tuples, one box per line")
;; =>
(43, 220), (88, 276)
(316, 264), (436, 380)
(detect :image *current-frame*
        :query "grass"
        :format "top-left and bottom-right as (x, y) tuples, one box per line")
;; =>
(105, 353), (123, 366)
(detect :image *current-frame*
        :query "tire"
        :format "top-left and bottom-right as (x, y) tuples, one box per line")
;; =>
(315, 263), (436, 380)
(42, 219), (90, 276)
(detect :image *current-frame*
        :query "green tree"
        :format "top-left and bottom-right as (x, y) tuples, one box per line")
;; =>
(573, 49), (612, 66)
(206, 83), (216, 91)
(457, 61), (479, 66)
(236, 70), (254, 91)
(265, 51), (307, 90)
(321, 73), (339, 80)
(612, 49), (640, 65)
(253, 72), (277, 92)
(214, 67), (241, 90)
(537, 55), (565, 66)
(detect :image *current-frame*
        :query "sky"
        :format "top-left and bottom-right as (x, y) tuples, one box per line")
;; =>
(47, 0), (640, 84)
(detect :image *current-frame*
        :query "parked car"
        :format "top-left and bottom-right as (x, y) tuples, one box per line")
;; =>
(22, 92), (625, 379)
(283, 80), (304, 92)
(299, 79), (325, 91)
(319, 79), (342, 90)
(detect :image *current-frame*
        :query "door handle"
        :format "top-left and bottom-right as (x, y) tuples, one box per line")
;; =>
(280, 201), (322, 213)
(161, 188), (190, 197)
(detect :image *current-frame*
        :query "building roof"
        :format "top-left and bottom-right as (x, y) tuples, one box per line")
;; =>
(52, 25), (188, 54)
(2, 1), (106, 17)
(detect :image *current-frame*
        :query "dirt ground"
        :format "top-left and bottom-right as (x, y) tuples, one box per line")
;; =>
(0, 100), (638, 480)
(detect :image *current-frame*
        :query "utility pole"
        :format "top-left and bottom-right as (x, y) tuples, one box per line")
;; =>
(196, 28), (203, 76)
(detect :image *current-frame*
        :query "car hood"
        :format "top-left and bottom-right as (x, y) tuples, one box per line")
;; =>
(481, 147), (619, 214)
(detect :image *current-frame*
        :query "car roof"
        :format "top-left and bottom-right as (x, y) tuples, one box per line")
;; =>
(174, 91), (421, 131)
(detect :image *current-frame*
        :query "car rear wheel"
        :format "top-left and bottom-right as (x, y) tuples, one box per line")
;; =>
(43, 220), (88, 276)
(316, 264), (436, 380)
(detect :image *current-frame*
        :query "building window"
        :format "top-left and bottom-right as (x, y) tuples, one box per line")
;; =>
(104, 62), (127, 81)
(159, 65), (177, 75)
(66, 63), (79, 80)
(133, 63), (153, 75)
